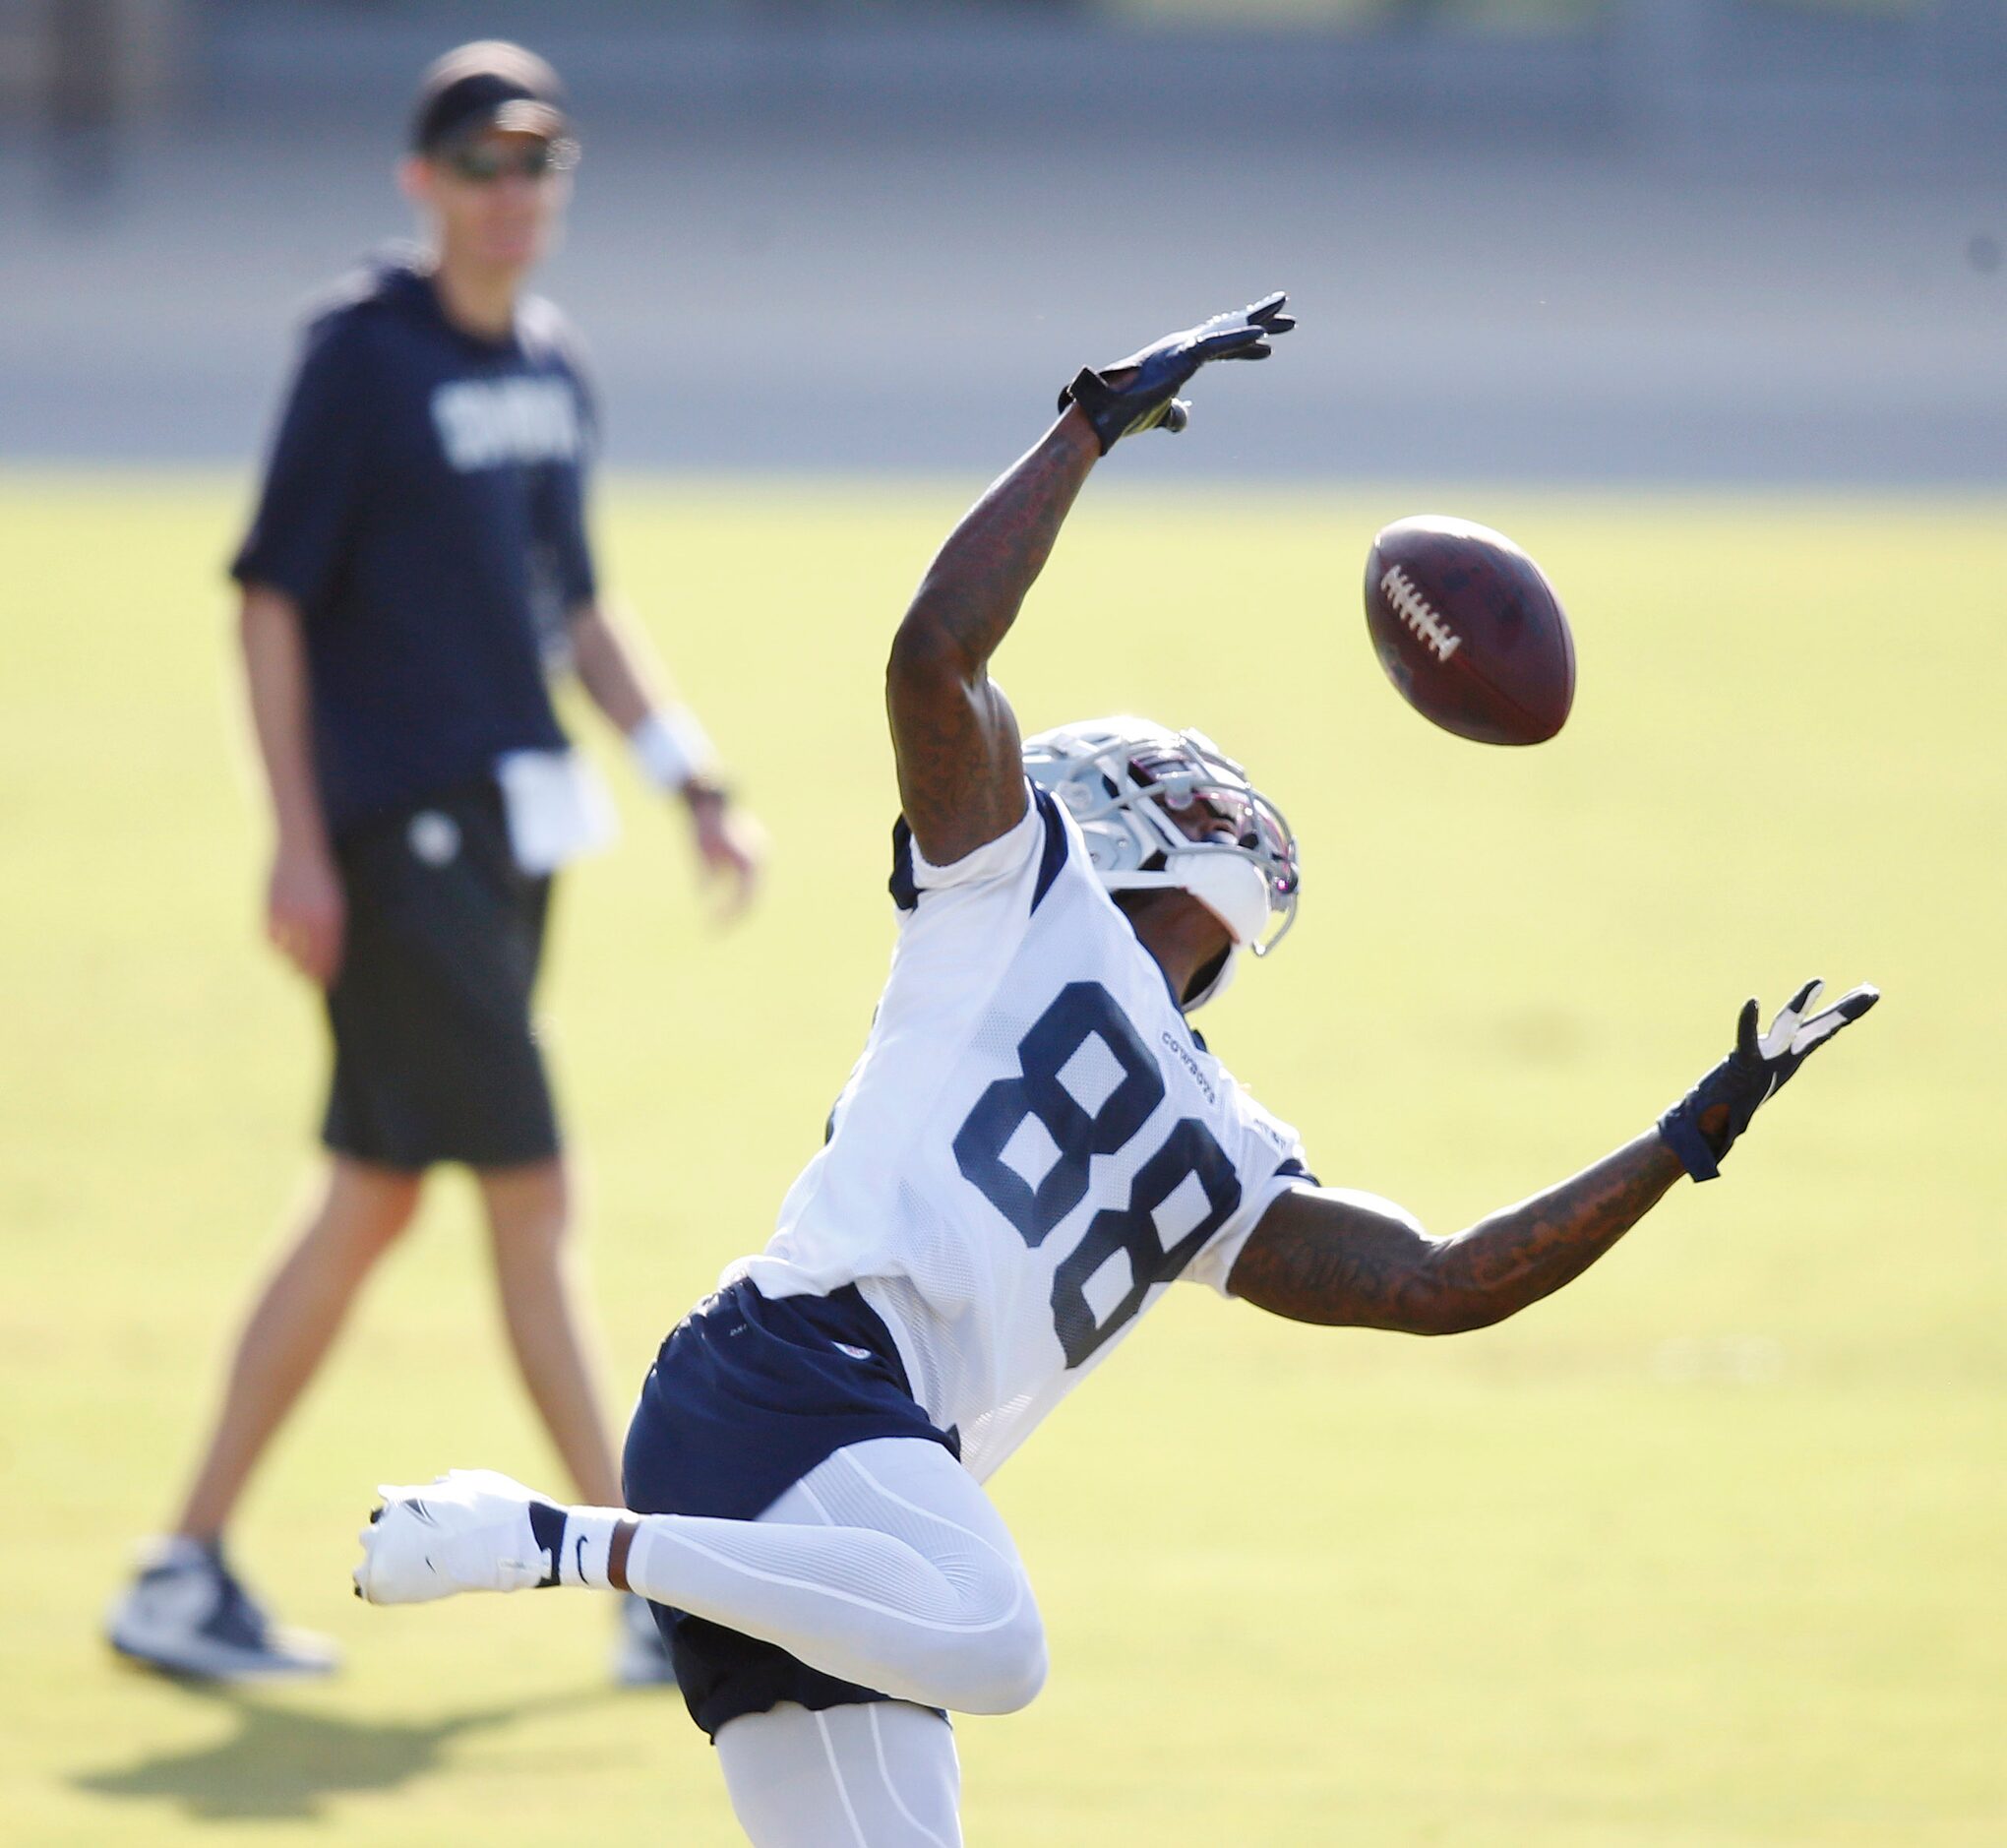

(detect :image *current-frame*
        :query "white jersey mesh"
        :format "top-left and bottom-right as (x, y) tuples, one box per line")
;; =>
(730, 784), (1310, 1483)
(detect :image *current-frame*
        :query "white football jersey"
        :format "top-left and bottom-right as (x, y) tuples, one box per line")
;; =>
(730, 783), (1312, 1482)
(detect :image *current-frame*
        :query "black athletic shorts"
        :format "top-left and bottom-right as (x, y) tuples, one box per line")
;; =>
(322, 779), (560, 1172)
(623, 1279), (962, 1740)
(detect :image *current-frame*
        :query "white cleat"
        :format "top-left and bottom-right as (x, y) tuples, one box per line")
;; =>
(353, 1468), (563, 1606)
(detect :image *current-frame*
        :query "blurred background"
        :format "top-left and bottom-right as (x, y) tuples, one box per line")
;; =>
(3, 5), (2003, 1846)
(3, 0), (2003, 479)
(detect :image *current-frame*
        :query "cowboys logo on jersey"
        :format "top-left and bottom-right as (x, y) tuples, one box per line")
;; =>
(730, 717), (1311, 1481)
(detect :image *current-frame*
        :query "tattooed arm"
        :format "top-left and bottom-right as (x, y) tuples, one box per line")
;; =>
(1226, 1132), (1685, 1334)
(885, 407), (1101, 866)
(884, 296), (1294, 864)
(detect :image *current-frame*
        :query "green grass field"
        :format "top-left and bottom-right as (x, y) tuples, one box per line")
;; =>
(2, 472), (2003, 1845)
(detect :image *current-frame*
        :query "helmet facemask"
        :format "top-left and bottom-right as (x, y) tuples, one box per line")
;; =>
(1023, 718), (1301, 1009)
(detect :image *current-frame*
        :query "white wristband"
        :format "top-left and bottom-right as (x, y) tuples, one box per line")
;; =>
(629, 708), (716, 792)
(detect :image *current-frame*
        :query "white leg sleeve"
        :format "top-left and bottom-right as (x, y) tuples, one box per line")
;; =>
(624, 1437), (1046, 1714)
(716, 1699), (961, 1848)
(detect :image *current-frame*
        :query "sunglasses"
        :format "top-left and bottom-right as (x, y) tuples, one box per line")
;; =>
(442, 139), (578, 184)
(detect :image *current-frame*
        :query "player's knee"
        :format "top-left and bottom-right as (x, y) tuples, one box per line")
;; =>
(939, 1594), (1047, 1715)
(988, 1607), (1049, 1712)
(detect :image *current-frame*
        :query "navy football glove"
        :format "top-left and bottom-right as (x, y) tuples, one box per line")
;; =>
(1659, 979), (1880, 1182)
(1060, 292), (1296, 455)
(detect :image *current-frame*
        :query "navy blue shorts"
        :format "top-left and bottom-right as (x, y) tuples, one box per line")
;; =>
(621, 1277), (960, 1740)
(323, 781), (559, 1172)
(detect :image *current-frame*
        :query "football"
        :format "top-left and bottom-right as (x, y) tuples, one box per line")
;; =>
(1363, 515), (1575, 745)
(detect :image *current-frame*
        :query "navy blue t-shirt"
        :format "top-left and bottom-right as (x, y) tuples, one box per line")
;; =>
(233, 252), (598, 836)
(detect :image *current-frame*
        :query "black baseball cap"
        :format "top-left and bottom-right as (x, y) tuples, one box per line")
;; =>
(410, 40), (570, 154)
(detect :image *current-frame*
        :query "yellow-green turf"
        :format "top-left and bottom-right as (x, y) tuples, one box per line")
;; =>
(2, 472), (2002, 1845)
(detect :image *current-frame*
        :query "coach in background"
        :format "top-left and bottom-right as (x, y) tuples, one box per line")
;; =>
(106, 41), (760, 1685)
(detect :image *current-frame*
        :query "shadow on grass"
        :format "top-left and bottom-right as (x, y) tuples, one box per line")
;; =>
(72, 1677), (615, 1821)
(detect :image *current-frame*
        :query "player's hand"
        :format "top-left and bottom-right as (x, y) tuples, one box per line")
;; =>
(685, 784), (763, 922)
(267, 837), (345, 986)
(1060, 292), (1295, 455)
(1659, 979), (1880, 1181)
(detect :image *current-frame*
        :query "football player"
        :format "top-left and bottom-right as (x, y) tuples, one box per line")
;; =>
(354, 295), (1877, 1845)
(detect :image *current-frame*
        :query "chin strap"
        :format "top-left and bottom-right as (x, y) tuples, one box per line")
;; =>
(1163, 848), (1271, 950)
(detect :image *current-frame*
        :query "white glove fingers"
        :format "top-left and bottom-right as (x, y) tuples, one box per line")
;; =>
(1789, 1011), (1849, 1054)
(1761, 979), (1822, 1058)
(1790, 984), (1880, 1054)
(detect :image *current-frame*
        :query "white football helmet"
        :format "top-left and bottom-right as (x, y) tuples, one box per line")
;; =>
(1022, 715), (1301, 1011)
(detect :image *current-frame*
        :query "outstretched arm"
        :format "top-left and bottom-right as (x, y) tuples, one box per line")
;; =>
(1229, 979), (1880, 1333)
(885, 293), (1297, 866)
(1229, 1133), (1681, 1333)
(885, 409), (1101, 866)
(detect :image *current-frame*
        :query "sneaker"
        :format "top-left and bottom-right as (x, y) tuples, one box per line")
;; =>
(107, 1537), (337, 1680)
(613, 1591), (678, 1689)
